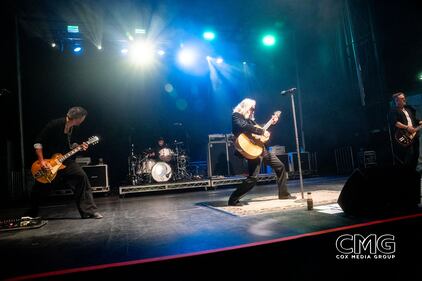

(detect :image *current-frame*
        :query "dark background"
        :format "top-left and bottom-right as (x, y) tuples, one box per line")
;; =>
(1, 0), (421, 199)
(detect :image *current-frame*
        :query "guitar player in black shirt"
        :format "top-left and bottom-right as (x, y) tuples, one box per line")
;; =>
(26, 106), (103, 219)
(389, 92), (422, 169)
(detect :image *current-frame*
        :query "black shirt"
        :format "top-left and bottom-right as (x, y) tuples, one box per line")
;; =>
(34, 118), (81, 162)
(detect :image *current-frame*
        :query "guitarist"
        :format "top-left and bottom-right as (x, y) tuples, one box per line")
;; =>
(26, 107), (103, 219)
(228, 98), (296, 206)
(389, 92), (422, 169)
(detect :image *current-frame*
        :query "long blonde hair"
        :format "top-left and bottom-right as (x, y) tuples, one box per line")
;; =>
(233, 98), (256, 120)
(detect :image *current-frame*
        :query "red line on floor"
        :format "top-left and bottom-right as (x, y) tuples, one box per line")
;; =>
(7, 212), (422, 281)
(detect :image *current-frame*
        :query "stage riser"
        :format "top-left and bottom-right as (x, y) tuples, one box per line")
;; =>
(119, 174), (277, 195)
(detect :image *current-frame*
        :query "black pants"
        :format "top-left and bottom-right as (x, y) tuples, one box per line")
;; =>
(229, 149), (288, 203)
(28, 161), (98, 217)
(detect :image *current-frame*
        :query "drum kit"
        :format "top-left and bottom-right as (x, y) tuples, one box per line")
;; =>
(128, 141), (192, 185)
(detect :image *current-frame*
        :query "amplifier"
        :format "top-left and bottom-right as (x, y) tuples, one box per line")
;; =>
(266, 154), (291, 173)
(288, 152), (311, 172)
(82, 164), (110, 193)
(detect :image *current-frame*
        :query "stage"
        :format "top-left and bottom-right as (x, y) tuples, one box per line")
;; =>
(1, 176), (421, 280)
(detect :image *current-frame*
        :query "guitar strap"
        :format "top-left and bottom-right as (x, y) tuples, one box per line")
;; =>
(67, 127), (73, 150)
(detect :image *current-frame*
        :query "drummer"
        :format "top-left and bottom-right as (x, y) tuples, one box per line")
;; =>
(153, 137), (168, 160)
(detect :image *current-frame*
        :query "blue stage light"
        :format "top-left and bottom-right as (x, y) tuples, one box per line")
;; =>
(203, 31), (216, 41)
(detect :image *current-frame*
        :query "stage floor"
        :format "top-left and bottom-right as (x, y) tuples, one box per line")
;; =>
(1, 176), (421, 279)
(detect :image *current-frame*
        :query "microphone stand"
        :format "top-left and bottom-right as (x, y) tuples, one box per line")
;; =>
(284, 90), (305, 200)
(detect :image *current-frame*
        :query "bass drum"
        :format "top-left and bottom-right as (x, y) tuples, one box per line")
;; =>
(151, 162), (172, 182)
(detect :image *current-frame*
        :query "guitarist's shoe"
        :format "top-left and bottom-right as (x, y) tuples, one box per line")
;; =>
(279, 194), (297, 200)
(228, 200), (244, 206)
(81, 212), (103, 219)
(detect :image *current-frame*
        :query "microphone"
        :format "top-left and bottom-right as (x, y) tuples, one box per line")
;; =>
(280, 88), (297, 95)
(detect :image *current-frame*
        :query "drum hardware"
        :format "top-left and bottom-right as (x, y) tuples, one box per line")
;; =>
(172, 140), (192, 181)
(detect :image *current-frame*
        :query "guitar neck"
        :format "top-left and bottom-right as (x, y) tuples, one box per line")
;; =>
(262, 118), (274, 131)
(58, 146), (83, 163)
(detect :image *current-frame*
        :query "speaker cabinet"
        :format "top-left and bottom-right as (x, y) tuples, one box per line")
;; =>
(207, 142), (229, 177)
(338, 166), (421, 216)
(288, 152), (311, 172)
(227, 142), (248, 176)
(82, 164), (110, 193)
(266, 154), (290, 173)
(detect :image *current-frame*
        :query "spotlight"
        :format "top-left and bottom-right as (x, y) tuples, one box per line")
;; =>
(418, 72), (422, 81)
(203, 31), (216, 41)
(177, 48), (198, 66)
(157, 49), (165, 56)
(121, 48), (129, 54)
(242, 61), (247, 65)
(97, 45), (102, 50)
(129, 41), (155, 65)
(262, 34), (276, 46)
(206, 56), (211, 61)
(72, 44), (83, 54)
(216, 57), (223, 64)
(51, 42), (56, 48)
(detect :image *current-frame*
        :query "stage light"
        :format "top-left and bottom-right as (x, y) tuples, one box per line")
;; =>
(262, 34), (276, 46)
(129, 41), (155, 65)
(418, 72), (422, 81)
(135, 28), (146, 34)
(177, 48), (198, 66)
(203, 31), (215, 41)
(97, 45), (102, 50)
(216, 57), (223, 64)
(206, 56), (211, 61)
(67, 25), (79, 33)
(157, 49), (165, 56)
(51, 42), (56, 48)
(121, 48), (129, 54)
(72, 45), (83, 54)
(126, 32), (134, 41)
(242, 61), (247, 65)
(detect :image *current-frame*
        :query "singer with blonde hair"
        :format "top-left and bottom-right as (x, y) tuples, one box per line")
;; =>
(228, 98), (295, 206)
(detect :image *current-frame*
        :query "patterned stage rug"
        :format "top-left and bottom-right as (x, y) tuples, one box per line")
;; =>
(199, 190), (341, 217)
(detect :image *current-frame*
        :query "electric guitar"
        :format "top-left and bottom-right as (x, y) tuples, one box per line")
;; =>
(394, 125), (422, 147)
(31, 136), (99, 183)
(234, 111), (281, 159)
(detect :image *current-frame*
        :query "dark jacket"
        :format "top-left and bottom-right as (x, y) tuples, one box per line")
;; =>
(232, 112), (265, 138)
(389, 105), (420, 130)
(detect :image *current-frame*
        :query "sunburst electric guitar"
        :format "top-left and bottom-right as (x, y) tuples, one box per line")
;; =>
(235, 111), (281, 159)
(31, 136), (99, 183)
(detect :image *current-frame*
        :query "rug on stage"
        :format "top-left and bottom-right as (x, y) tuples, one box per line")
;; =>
(200, 190), (341, 217)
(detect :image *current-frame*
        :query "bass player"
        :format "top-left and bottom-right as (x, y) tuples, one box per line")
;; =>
(228, 98), (296, 206)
